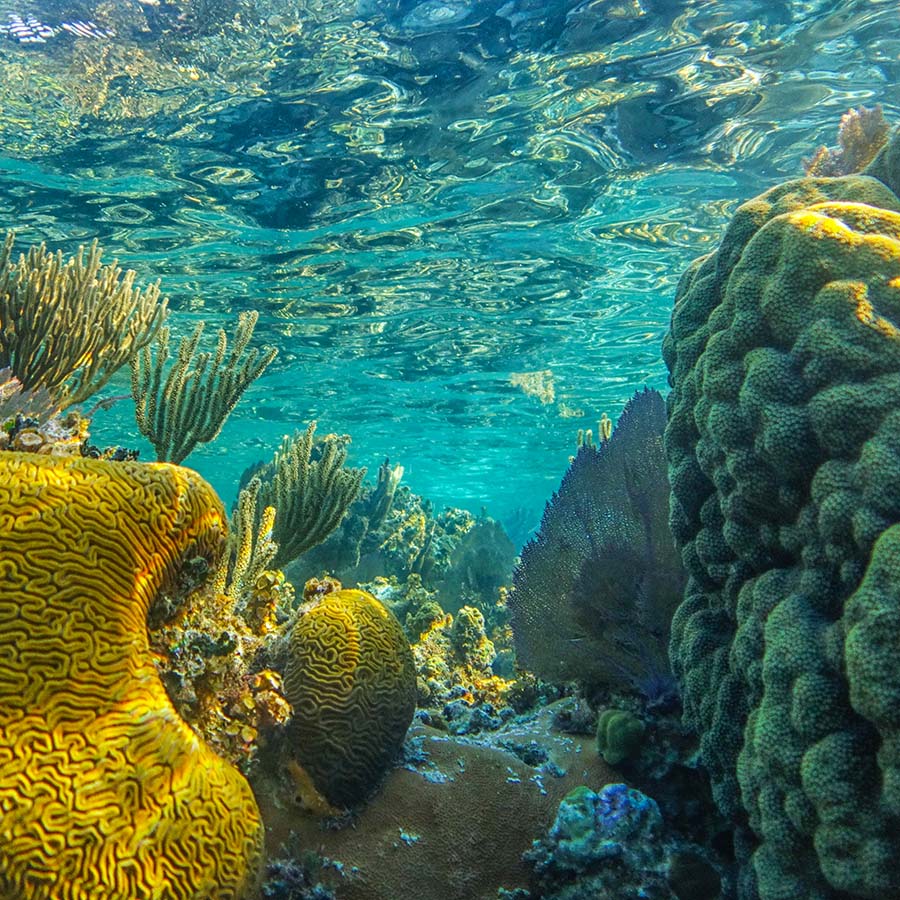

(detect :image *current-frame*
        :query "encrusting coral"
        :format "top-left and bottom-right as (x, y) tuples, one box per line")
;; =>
(509, 388), (684, 704)
(0, 451), (264, 899)
(283, 581), (417, 810)
(665, 127), (900, 899)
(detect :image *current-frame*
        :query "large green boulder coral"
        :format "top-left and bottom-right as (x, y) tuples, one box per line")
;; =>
(664, 130), (900, 900)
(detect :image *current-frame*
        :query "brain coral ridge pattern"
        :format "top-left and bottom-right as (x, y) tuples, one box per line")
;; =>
(0, 452), (263, 900)
(664, 140), (900, 900)
(285, 588), (417, 809)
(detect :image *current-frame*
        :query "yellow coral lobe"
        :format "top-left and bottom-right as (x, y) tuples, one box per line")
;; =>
(0, 452), (264, 900)
(848, 282), (900, 339)
(794, 208), (850, 239)
(285, 588), (417, 809)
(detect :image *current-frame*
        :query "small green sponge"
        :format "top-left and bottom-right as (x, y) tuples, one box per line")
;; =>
(596, 708), (645, 766)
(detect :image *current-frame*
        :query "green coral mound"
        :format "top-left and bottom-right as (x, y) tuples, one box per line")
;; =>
(596, 708), (645, 766)
(284, 587), (417, 809)
(664, 132), (900, 900)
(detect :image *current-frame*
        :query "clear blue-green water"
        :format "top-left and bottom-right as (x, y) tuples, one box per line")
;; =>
(0, 0), (895, 526)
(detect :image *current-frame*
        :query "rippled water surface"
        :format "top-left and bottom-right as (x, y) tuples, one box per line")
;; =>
(1, 0), (897, 524)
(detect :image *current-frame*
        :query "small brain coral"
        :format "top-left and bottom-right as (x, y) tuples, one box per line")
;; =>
(284, 587), (417, 808)
(664, 130), (900, 899)
(0, 452), (264, 899)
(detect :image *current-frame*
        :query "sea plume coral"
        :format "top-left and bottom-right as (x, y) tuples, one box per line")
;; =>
(0, 232), (166, 408)
(252, 422), (365, 569)
(509, 389), (683, 704)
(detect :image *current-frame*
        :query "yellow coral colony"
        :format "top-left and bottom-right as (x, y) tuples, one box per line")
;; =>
(0, 452), (264, 899)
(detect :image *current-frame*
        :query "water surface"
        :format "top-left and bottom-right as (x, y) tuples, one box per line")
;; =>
(0, 0), (895, 525)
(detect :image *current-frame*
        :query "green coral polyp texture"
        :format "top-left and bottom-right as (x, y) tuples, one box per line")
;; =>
(665, 145), (900, 900)
(285, 588), (417, 808)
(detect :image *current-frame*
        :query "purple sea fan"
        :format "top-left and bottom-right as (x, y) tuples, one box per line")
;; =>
(509, 389), (684, 704)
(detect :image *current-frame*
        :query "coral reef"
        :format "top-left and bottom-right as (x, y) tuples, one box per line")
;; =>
(2, 408), (89, 455)
(296, 476), (512, 604)
(283, 584), (417, 809)
(410, 603), (516, 730)
(361, 572), (446, 640)
(0, 367), (139, 458)
(0, 452), (263, 899)
(803, 105), (889, 177)
(664, 130), (900, 899)
(435, 515), (517, 615)
(509, 388), (684, 703)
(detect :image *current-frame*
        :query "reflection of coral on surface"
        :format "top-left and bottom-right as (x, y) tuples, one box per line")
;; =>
(510, 368), (555, 404)
(665, 130), (900, 900)
(0, 452), (263, 900)
(509, 389), (683, 703)
(284, 584), (417, 809)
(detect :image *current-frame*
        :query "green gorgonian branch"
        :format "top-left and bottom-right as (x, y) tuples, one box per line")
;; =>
(256, 422), (366, 569)
(0, 232), (167, 408)
(131, 309), (277, 464)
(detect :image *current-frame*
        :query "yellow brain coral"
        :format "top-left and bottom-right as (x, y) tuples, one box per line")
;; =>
(0, 452), (264, 900)
(285, 587), (417, 809)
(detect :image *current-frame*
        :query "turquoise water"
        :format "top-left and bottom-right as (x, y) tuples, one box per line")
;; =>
(0, 0), (895, 525)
